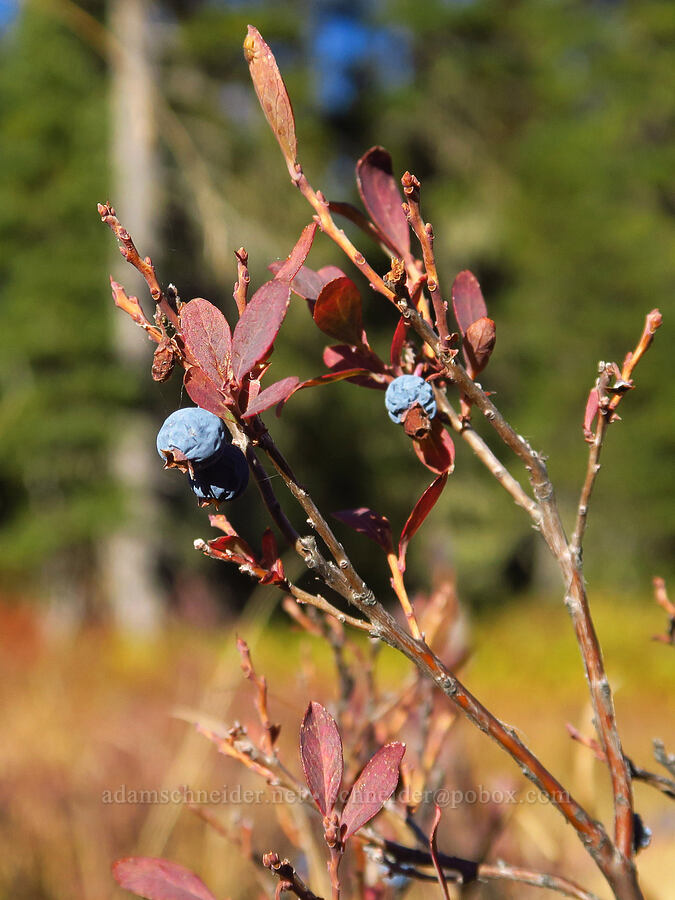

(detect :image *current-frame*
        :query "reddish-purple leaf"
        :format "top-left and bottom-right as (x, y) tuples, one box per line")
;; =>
(183, 367), (230, 418)
(207, 534), (259, 566)
(267, 263), (348, 306)
(340, 742), (405, 841)
(323, 344), (387, 390)
(112, 857), (217, 900)
(180, 298), (232, 388)
(273, 223), (318, 283)
(268, 263), (324, 302)
(356, 147), (410, 258)
(244, 26), (297, 167)
(231, 279), (291, 382)
(297, 368), (373, 390)
(300, 702), (343, 817)
(332, 508), (393, 554)
(390, 316), (408, 369)
(328, 200), (403, 257)
(451, 270), (487, 337)
(275, 369), (375, 415)
(318, 265), (348, 283)
(413, 420), (456, 475)
(314, 277), (365, 347)
(583, 387), (600, 441)
(242, 376), (301, 418)
(260, 528), (279, 568)
(463, 316), (496, 376)
(398, 473), (449, 572)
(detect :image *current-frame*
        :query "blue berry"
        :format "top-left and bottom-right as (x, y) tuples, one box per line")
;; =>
(385, 375), (436, 424)
(156, 407), (227, 466)
(189, 444), (249, 503)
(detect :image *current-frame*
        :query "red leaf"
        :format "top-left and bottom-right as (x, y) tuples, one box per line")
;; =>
(244, 26), (297, 167)
(183, 367), (230, 418)
(208, 514), (237, 536)
(356, 147), (410, 258)
(242, 376), (301, 418)
(340, 742), (405, 841)
(268, 262), (325, 301)
(180, 298), (232, 388)
(413, 419), (455, 475)
(260, 528), (279, 568)
(323, 344), (387, 390)
(332, 508), (393, 554)
(329, 200), (403, 257)
(583, 387), (600, 441)
(275, 368), (376, 415)
(231, 279), (291, 382)
(398, 473), (448, 572)
(318, 265), (348, 283)
(300, 702), (343, 817)
(463, 316), (496, 376)
(390, 316), (408, 368)
(207, 535), (259, 567)
(272, 223), (318, 283)
(451, 270), (487, 336)
(112, 857), (217, 900)
(314, 277), (365, 346)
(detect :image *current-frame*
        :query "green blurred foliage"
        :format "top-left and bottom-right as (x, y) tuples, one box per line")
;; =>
(0, 2), (128, 581)
(0, 0), (672, 606)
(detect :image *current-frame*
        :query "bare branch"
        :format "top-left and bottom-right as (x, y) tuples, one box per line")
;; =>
(401, 172), (452, 345)
(263, 852), (323, 900)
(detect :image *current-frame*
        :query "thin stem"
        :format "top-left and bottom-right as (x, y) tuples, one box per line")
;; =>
(263, 852), (323, 900)
(288, 584), (373, 634)
(386, 551), (422, 639)
(233, 246), (250, 315)
(571, 411), (608, 559)
(401, 172), (452, 344)
(371, 837), (600, 900)
(98, 203), (179, 329)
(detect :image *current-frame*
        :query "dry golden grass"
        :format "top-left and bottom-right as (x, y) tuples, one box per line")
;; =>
(0, 590), (672, 900)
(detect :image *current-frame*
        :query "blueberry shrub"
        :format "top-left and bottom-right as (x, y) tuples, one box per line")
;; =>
(103, 26), (670, 900)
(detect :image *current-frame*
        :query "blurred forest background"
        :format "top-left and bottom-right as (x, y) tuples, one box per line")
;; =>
(1, 3), (674, 900)
(0, 0), (673, 629)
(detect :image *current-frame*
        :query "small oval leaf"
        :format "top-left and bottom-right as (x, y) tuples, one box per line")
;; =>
(300, 701), (343, 817)
(243, 376), (301, 418)
(180, 298), (232, 388)
(332, 508), (393, 554)
(340, 742), (405, 841)
(583, 387), (600, 441)
(413, 420), (456, 475)
(112, 857), (218, 900)
(314, 277), (365, 347)
(273, 223), (318, 283)
(183, 367), (230, 418)
(244, 26), (297, 166)
(451, 270), (487, 336)
(398, 473), (448, 572)
(463, 316), (496, 377)
(356, 147), (410, 258)
(231, 279), (291, 382)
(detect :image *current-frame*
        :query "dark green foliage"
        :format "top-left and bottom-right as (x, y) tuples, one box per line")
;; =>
(0, 4), (125, 577)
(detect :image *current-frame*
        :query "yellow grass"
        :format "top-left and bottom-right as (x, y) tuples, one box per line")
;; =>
(0, 591), (672, 900)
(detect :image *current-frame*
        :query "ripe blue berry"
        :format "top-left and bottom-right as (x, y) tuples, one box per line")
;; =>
(385, 375), (436, 424)
(189, 444), (249, 503)
(156, 407), (227, 466)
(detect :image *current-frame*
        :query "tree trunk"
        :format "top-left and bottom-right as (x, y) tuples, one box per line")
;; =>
(101, 0), (164, 633)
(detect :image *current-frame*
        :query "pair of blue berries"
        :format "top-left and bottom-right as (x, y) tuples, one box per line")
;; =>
(384, 375), (436, 425)
(156, 407), (248, 502)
